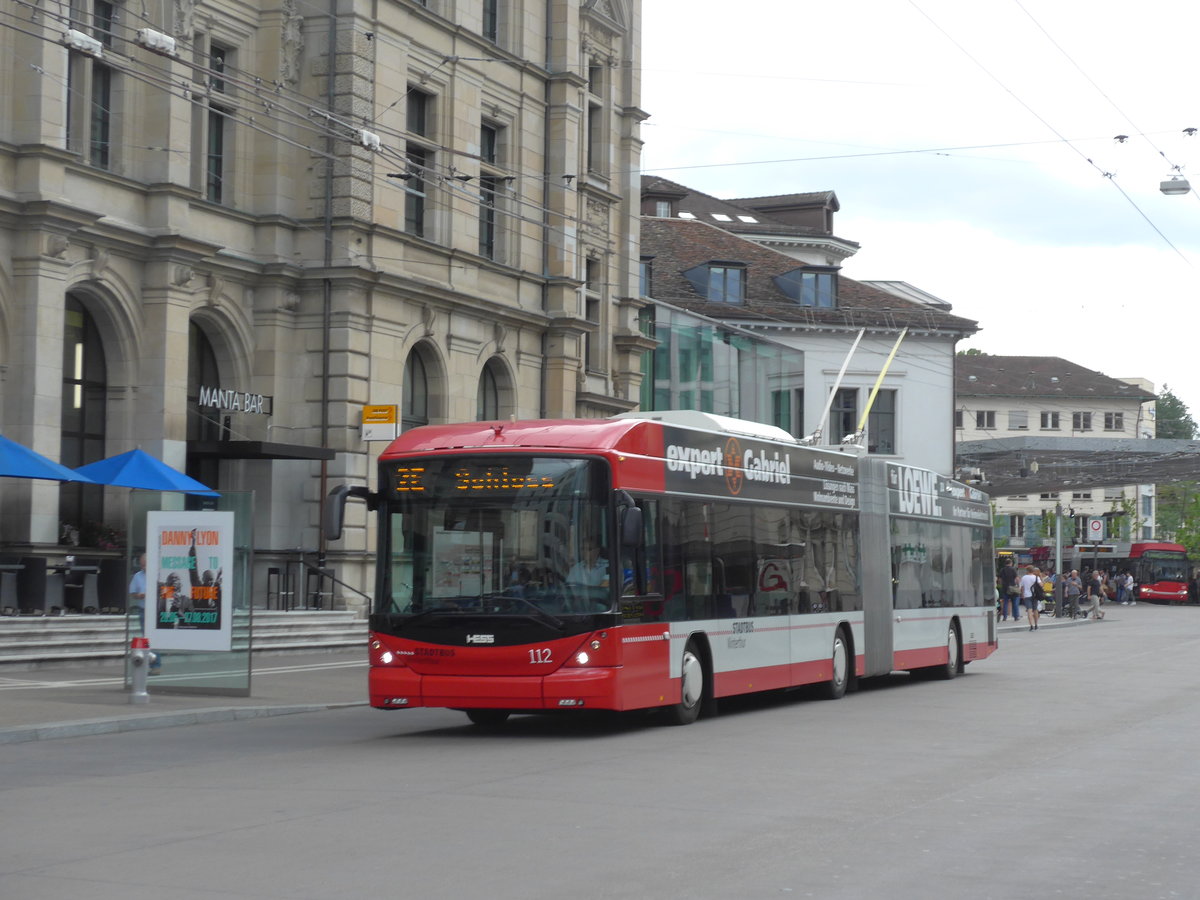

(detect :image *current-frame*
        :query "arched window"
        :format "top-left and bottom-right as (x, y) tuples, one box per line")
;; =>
(59, 294), (106, 535)
(477, 362), (500, 420)
(187, 323), (222, 488)
(402, 351), (429, 432)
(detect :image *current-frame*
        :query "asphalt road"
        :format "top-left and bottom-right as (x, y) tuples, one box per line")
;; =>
(3, 604), (1197, 900)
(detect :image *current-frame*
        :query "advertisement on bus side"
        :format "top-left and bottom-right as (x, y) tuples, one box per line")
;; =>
(661, 426), (858, 508)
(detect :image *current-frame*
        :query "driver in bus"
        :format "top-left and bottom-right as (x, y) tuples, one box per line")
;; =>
(567, 540), (609, 588)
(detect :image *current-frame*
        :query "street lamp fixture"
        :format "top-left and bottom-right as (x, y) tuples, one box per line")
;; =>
(1160, 175), (1191, 195)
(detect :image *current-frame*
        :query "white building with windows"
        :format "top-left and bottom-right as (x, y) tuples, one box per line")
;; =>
(0, 0), (645, 608)
(639, 178), (979, 474)
(954, 354), (1157, 550)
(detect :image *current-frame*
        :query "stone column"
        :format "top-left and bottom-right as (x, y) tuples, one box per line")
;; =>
(3, 205), (101, 543)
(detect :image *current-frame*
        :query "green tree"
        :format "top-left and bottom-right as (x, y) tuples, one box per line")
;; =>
(1176, 496), (1200, 561)
(1154, 387), (1199, 547)
(1156, 385), (1197, 439)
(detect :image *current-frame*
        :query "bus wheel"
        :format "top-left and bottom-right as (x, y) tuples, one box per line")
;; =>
(935, 622), (961, 680)
(819, 629), (850, 700)
(664, 641), (705, 726)
(465, 709), (511, 727)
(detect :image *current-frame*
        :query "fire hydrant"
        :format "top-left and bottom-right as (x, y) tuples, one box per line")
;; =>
(129, 637), (151, 704)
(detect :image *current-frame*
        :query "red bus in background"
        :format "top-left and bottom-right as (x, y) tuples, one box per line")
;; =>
(1067, 541), (1192, 603)
(326, 411), (999, 727)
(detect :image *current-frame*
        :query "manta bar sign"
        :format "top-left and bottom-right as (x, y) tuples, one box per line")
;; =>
(197, 385), (268, 415)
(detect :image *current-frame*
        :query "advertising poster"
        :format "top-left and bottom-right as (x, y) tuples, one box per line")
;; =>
(145, 510), (235, 652)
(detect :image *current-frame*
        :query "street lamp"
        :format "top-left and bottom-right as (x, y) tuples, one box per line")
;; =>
(1160, 175), (1191, 195)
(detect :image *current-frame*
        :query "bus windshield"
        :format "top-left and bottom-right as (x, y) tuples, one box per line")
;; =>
(1135, 557), (1190, 584)
(378, 455), (613, 616)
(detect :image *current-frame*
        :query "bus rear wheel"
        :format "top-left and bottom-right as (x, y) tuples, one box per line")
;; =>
(664, 640), (705, 726)
(819, 629), (850, 700)
(465, 709), (511, 727)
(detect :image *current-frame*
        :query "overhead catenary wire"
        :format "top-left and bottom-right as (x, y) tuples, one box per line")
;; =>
(5, 0), (1179, 378)
(1010, 0), (1200, 203)
(907, 0), (1192, 267)
(0, 4), (1006, 363)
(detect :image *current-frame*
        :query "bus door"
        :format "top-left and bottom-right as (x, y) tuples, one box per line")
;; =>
(858, 457), (894, 678)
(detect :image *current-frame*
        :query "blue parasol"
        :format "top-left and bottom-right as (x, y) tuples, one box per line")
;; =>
(73, 449), (219, 496)
(0, 433), (95, 482)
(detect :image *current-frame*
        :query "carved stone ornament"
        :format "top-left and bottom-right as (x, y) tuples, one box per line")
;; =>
(281, 291), (301, 311)
(583, 0), (624, 32)
(207, 273), (225, 306)
(172, 265), (195, 287)
(422, 304), (436, 337)
(280, 0), (304, 85)
(173, 0), (195, 39)
(585, 198), (608, 230)
(588, 0), (617, 20)
(45, 234), (70, 259)
(494, 321), (507, 354)
(91, 247), (110, 278)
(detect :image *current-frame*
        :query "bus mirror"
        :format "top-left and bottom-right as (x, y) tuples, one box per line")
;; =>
(325, 484), (373, 541)
(620, 505), (643, 547)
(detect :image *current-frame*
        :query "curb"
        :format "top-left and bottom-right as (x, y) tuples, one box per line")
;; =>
(0, 701), (369, 745)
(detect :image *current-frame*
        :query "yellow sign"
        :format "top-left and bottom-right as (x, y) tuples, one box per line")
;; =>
(363, 405), (397, 424)
(362, 405), (398, 441)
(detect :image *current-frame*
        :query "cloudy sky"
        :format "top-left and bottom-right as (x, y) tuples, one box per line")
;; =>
(639, 0), (1200, 415)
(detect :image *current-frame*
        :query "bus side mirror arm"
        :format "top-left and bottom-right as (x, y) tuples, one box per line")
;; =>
(618, 499), (642, 548)
(621, 506), (643, 547)
(325, 484), (376, 542)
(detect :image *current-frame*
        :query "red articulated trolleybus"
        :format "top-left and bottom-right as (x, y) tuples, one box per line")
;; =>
(1067, 541), (1192, 603)
(325, 411), (999, 726)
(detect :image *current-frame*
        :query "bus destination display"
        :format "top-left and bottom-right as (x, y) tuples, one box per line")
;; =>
(389, 463), (556, 494)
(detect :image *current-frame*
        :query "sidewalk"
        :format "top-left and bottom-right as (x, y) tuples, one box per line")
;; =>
(1, 616), (1103, 744)
(0, 649), (368, 744)
(998, 607), (1104, 633)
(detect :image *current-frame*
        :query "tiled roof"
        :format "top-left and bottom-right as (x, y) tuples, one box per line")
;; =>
(641, 176), (843, 240)
(955, 354), (1156, 401)
(641, 217), (979, 334)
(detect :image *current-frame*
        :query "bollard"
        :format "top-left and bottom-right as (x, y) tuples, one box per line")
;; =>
(129, 637), (151, 704)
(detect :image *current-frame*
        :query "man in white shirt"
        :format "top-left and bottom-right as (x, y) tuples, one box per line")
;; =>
(1018, 565), (1042, 631)
(567, 541), (609, 588)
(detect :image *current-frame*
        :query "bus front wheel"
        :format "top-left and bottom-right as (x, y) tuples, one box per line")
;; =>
(664, 641), (705, 726)
(819, 629), (850, 700)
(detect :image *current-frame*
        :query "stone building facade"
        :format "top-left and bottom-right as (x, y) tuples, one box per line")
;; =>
(0, 0), (645, 605)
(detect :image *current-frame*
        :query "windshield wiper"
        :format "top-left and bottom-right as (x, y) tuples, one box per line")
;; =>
(480, 593), (567, 631)
(400, 604), (470, 625)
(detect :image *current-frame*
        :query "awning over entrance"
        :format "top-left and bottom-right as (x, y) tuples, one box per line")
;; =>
(189, 441), (336, 461)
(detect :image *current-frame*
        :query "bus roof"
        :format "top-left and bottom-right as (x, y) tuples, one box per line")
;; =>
(380, 413), (828, 459)
(380, 418), (656, 457)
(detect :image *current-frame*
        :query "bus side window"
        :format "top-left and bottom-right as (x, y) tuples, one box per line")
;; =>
(712, 501), (753, 618)
(660, 497), (687, 620)
(667, 497), (716, 620)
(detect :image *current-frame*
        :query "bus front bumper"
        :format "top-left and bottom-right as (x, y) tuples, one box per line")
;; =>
(368, 666), (623, 712)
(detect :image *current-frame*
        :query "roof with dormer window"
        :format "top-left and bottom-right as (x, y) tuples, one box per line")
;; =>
(641, 216), (978, 334)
